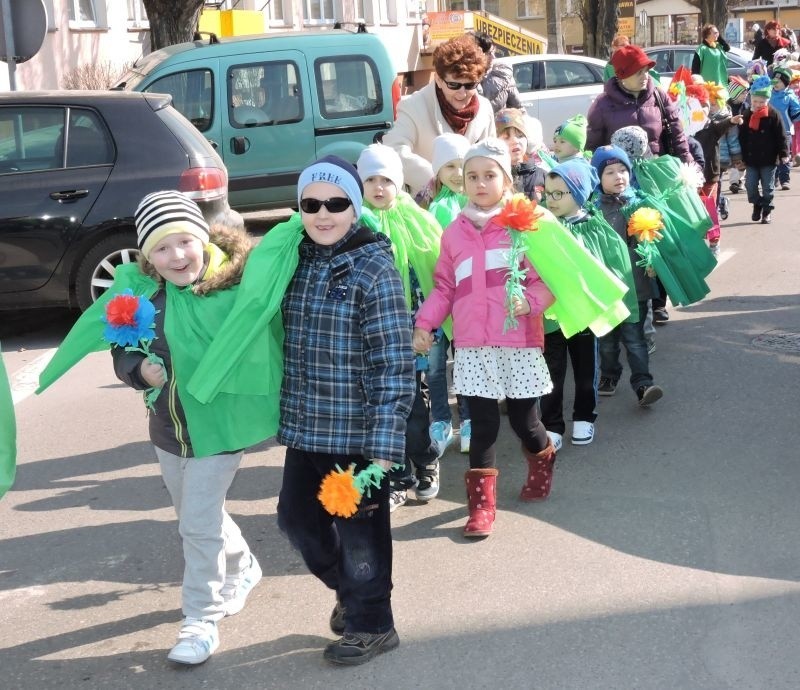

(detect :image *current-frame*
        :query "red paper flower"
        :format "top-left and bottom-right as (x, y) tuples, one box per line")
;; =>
(496, 193), (541, 233)
(105, 294), (140, 327)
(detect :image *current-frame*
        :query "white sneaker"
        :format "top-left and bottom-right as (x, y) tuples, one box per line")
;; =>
(546, 430), (563, 452)
(167, 618), (219, 665)
(571, 421), (595, 445)
(459, 420), (471, 454)
(388, 488), (407, 513)
(221, 554), (262, 616)
(429, 421), (453, 459)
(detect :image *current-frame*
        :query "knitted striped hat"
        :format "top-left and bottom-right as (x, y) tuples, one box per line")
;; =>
(135, 190), (210, 260)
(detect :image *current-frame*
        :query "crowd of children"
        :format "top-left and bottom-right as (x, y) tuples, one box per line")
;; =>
(36, 40), (798, 671)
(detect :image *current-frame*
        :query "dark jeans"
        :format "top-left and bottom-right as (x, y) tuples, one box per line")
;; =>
(651, 277), (667, 311)
(389, 371), (437, 489)
(777, 134), (792, 184)
(465, 395), (548, 469)
(277, 448), (394, 634)
(540, 328), (598, 435)
(598, 300), (653, 391)
(745, 164), (777, 211)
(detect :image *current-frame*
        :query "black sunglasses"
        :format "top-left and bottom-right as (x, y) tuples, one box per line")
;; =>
(299, 197), (352, 214)
(443, 80), (479, 91)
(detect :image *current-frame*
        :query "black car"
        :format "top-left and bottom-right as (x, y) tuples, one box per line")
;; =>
(0, 90), (228, 310)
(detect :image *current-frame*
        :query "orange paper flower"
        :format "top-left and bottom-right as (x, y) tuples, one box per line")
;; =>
(496, 193), (541, 232)
(627, 207), (664, 243)
(318, 465), (362, 518)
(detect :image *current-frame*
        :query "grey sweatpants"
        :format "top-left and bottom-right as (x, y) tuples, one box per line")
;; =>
(156, 447), (251, 621)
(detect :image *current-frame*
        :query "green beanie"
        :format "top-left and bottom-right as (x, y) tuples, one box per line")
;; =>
(554, 114), (588, 151)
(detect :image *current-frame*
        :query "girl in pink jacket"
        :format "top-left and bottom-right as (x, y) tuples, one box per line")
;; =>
(413, 138), (557, 539)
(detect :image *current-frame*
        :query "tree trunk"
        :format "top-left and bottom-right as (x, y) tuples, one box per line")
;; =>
(698, 0), (728, 39)
(546, 0), (563, 54)
(143, 0), (206, 52)
(582, 0), (617, 58)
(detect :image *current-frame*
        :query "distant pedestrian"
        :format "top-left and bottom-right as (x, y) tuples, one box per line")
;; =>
(473, 31), (523, 113)
(753, 21), (790, 65)
(413, 139), (557, 538)
(692, 24), (731, 85)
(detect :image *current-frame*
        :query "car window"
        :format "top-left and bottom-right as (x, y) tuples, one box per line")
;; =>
(229, 61), (302, 128)
(64, 109), (114, 168)
(512, 62), (535, 91)
(543, 60), (600, 89)
(0, 107), (65, 173)
(675, 50), (694, 71)
(315, 56), (383, 119)
(726, 54), (743, 68)
(145, 69), (214, 132)
(648, 50), (673, 74)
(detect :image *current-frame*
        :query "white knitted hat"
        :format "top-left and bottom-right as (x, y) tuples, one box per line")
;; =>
(464, 137), (512, 182)
(431, 133), (471, 177)
(356, 143), (404, 189)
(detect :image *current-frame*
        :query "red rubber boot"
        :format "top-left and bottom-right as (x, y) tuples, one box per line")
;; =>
(519, 441), (556, 501)
(463, 468), (499, 538)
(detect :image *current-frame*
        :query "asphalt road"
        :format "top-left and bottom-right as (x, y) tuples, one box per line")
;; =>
(2, 182), (800, 689)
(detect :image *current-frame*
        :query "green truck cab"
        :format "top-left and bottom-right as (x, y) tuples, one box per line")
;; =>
(117, 30), (397, 212)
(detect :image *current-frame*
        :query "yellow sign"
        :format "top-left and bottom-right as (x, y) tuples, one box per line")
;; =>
(618, 17), (635, 38)
(426, 11), (466, 48)
(617, 0), (635, 38)
(473, 14), (545, 55)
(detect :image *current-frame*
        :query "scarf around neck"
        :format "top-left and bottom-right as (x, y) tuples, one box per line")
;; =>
(435, 85), (480, 135)
(749, 106), (769, 130)
(462, 201), (503, 229)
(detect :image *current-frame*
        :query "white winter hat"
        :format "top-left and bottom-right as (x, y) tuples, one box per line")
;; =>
(464, 137), (513, 182)
(356, 143), (404, 189)
(431, 133), (471, 177)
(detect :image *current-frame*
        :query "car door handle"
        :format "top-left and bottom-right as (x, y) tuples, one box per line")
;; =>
(231, 136), (250, 155)
(207, 139), (219, 149)
(50, 189), (90, 202)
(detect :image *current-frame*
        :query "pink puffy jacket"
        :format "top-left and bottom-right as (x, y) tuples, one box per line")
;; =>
(415, 213), (554, 348)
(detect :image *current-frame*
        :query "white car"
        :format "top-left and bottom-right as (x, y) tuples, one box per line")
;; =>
(495, 54), (608, 145)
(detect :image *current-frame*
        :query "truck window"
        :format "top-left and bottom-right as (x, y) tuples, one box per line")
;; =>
(229, 61), (302, 127)
(144, 70), (214, 132)
(315, 55), (383, 119)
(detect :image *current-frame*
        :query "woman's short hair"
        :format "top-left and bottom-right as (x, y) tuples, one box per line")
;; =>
(611, 34), (630, 49)
(433, 35), (487, 82)
(765, 20), (781, 33)
(701, 24), (718, 40)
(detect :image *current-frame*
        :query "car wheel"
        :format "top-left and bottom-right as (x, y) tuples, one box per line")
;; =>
(75, 233), (140, 311)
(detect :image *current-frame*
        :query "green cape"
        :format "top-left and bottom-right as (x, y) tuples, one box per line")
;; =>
(428, 186), (467, 230)
(0, 346), (15, 499)
(522, 207), (630, 338)
(37, 225), (301, 456)
(622, 195), (714, 306)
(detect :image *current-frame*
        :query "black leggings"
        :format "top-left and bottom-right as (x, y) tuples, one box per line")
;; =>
(465, 396), (548, 469)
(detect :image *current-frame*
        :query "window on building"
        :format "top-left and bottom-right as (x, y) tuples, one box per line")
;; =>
(267, 0), (288, 26)
(316, 56), (383, 119)
(127, 0), (149, 29)
(305, 0), (335, 23)
(448, 0), (499, 10)
(379, 0), (397, 23)
(517, 0), (544, 19)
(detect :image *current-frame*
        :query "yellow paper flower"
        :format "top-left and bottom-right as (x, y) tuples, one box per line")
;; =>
(318, 465), (362, 518)
(627, 207), (664, 243)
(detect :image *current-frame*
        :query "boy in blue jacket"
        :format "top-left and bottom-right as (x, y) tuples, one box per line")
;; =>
(769, 65), (800, 189)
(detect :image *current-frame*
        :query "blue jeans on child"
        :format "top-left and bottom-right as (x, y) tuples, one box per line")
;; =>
(389, 371), (438, 489)
(777, 134), (792, 185)
(746, 165), (777, 210)
(427, 333), (469, 425)
(598, 300), (653, 392)
(278, 448), (394, 634)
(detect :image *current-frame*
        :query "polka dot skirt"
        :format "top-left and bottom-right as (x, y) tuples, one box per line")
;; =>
(453, 346), (553, 399)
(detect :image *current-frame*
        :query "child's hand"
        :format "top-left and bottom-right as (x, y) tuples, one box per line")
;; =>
(510, 296), (531, 318)
(413, 328), (434, 354)
(140, 360), (167, 388)
(730, 114), (744, 125)
(781, 156), (791, 165)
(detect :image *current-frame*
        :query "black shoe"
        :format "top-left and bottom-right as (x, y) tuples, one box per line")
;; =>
(782, 183), (790, 191)
(752, 205), (762, 222)
(324, 629), (400, 665)
(653, 308), (669, 324)
(598, 376), (618, 396)
(729, 182), (740, 194)
(636, 384), (663, 407)
(330, 600), (345, 635)
(762, 210), (772, 224)
(718, 196), (729, 220)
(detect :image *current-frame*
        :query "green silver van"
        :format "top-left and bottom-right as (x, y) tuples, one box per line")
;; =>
(118, 30), (397, 212)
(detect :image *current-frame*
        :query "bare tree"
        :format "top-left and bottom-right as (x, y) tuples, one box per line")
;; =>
(580, 0), (617, 59)
(143, 0), (206, 51)
(697, 0), (728, 36)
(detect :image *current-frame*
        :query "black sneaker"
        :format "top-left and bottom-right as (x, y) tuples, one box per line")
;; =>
(752, 205), (762, 222)
(414, 461), (440, 501)
(636, 384), (663, 407)
(330, 600), (345, 635)
(323, 629), (400, 665)
(729, 182), (740, 194)
(762, 211), (772, 224)
(598, 376), (618, 396)
(653, 308), (669, 324)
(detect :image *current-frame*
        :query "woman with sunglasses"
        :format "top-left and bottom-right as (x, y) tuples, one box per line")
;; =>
(383, 35), (495, 195)
(276, 155), (415, 666)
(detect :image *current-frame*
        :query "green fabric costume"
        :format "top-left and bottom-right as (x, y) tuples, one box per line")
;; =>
(695, 43), (728, 86)
(521, 207), (630, 338)
(1, 346), (15, 499)
(37, 220), (304, 457)
(428, 185), (467, 230)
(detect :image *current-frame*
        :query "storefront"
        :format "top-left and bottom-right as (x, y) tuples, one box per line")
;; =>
(634, 0), (700, 47)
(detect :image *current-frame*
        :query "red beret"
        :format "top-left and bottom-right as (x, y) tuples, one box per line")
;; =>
(610, 45), (656, 80)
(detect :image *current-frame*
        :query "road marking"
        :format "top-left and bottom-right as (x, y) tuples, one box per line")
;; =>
(714, 248), (736, 267)
(9, 349), (56, 406)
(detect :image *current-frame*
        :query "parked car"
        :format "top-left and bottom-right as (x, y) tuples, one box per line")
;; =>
(0, 91), (228, 311)
(495, 54), (607, 143)
(643, 45), (753, 88)
(116, 29), (399, 212)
